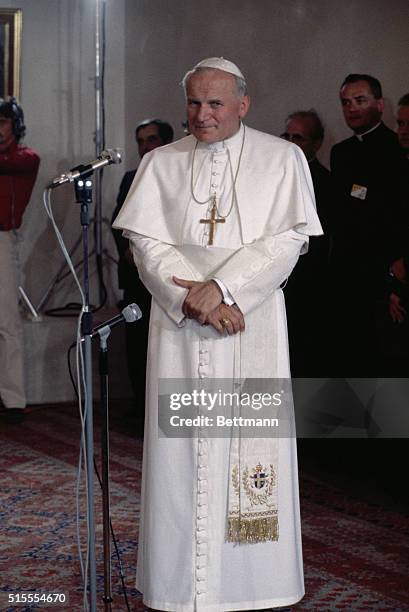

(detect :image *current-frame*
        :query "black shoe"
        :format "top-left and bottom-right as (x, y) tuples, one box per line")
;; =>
(0, 408), (26, 424)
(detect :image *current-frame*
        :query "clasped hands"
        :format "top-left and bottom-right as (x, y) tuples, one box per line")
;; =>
(173, 277), (245, 335)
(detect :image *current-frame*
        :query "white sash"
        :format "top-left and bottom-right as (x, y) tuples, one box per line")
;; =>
(226, 333), (279, 544)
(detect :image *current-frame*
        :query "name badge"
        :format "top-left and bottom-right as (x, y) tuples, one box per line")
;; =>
(351, 184), (367, 200)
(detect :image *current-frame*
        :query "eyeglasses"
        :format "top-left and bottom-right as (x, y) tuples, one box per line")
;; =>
(280, 132), (310, 144)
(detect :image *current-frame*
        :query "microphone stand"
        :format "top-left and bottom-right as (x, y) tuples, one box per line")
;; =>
(48, 168), (136, 611)
(94, 304), (141, 611)
(74, 176), (97, 611)
(97, 324), (113, 611)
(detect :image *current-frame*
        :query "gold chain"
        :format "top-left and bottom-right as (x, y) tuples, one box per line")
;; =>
(190, 125), (246, 219)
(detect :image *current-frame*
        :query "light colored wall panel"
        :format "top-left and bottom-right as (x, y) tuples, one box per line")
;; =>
(0, 0), (126, 311)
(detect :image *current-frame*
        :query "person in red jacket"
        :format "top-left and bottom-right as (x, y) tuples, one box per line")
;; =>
(0, 98), (40, 423)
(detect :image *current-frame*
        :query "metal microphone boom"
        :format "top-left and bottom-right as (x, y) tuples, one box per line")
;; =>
(91, 303), (142, 338)
(47, 148), (122, 189)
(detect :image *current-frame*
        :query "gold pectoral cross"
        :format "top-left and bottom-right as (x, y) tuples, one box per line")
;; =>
(200, 197), (225, 246)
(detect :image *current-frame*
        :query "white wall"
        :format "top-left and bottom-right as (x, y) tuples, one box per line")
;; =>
(1, 0), (409, 311)
(0, 0), (126, 310)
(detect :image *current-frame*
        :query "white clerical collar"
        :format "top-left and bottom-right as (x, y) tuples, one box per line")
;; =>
(198, 122), (245, 153)
(355, 122), (381, 141)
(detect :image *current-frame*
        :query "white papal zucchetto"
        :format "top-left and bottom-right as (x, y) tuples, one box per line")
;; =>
(190, 57), (245, 80)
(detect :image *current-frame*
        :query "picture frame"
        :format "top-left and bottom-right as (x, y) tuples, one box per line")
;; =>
(0, 8), (22, 99)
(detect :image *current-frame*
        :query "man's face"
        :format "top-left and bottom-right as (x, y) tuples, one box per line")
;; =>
(136, 124), (164, 158)
(186, 69), (250, 144)
(0, 115), (15, 150)
(397, 105), (409, 153)
(340, 80), (384, 134)
(282, 116), (322, 161)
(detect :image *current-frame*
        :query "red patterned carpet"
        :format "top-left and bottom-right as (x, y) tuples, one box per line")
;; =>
(295, 478), (409, 610)
(0, 403), (408, 611)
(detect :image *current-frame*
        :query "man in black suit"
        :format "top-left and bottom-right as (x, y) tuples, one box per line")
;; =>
(381, 94), (409, 375)
(330, 74), (408, 376)
(389, 94), (409, 326)
(111, 119), (173, 410)
(281, 110), (331, 376)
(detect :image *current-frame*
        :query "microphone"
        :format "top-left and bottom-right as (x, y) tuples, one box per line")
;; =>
(48, 148), (122, 189)
(91, 303), (142, 338)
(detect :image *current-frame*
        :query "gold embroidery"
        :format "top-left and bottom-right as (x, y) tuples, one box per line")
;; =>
(227, 515), (279, 543)
(229, 462), (278, 543)
(243, 463), (276, 506)
(232, 462), (276, 503)
(232, 464), (240, 497)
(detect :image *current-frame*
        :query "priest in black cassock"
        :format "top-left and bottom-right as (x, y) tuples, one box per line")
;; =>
(281, 110), (332, 376)
(111, 119), (173, 409)
(330, 74), (408, 376)
(384, 94), (409, 374)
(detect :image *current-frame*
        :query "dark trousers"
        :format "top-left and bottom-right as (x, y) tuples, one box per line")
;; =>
(123, 287), (151, 410)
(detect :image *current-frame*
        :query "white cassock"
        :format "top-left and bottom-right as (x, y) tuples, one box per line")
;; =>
(113, 124), (322, 611)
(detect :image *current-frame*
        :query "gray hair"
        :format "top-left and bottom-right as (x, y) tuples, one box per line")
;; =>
(181, 67), (247, 98)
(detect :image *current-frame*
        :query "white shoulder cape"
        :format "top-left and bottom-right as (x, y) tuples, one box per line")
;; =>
(112, 125), (322, 245)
